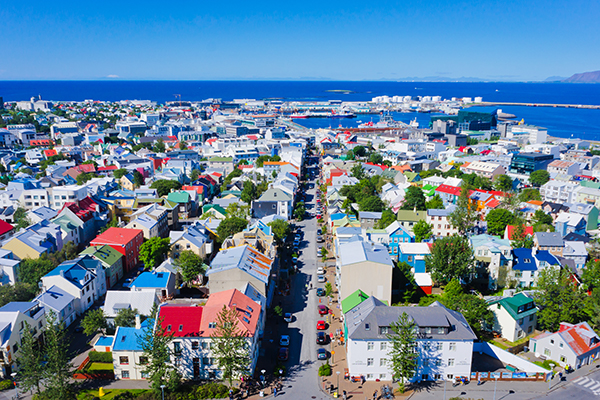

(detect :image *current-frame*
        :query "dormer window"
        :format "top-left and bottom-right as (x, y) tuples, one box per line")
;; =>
(365, 323), (370, 331)
(167, 325), (172, 331)
(438, 327), (445, 334)
(179, 325), (183, 332)
(524, 258), (531, 263)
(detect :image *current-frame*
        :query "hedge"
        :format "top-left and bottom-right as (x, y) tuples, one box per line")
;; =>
(0, 380), (14, 391)
(88, 351), (113, 363)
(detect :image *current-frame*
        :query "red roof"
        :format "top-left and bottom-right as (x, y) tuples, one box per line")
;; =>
(98, 165), (118, 172)
(200, 289), (261, 337)
(247, 135), (259, 140)
(0, 219), (13, 236)
(435, 185), (461, 196)
(364, 162), (388, 170)
(199, 175), (217, 185)
(206, 138), (217, 145)
(182, 185), (204, 195)
(159, 305), (203, 338)
(486, 199), (501, 209)
(505, 225), (534, 240)
(30, 139), (52, 146)
(59, 196), (99, 223)
(44, 149), (58, 158)
(91, 227), (143, 246)
(558, 322), (600, 356)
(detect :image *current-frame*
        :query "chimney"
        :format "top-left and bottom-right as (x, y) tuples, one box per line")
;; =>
(135, 314), (141, 330)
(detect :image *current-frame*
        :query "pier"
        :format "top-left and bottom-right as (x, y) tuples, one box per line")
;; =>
(466, 102), (600, 110)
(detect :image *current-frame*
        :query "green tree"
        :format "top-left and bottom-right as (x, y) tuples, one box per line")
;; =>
(217, 217), (248, 240)
(100, 215), (119, 233)
(494, 174), (513, 192)
(43, 311), (74, 399)
(18, 257), (56, 286)
(425, 195), (444, 210)
(425, 235), (474, 285)
(402, 186), (426, 211)
(14, 207), (32, 230)
(359, 195), (384, 212)
(519, 188), (541, 202)
(139, 237), (171, 269)
(352, 145), (366, 158)
(529, 170), (550, 187)
(448, 186), (478, 235)
(76, 172), (97, 185)
(534, 268), (588, 331)
(153, 139), (166, 153)
(150, 179), (182, 197)
(0, 283), (39, 308)
(268, 219), (291, 245)
(386, 312), (417, 388)
(321, 247), (329, 262)
(113, 168), (128, 180)
(240, 180), (257, 204)
(582, 259), (600, 291)
(351, 163), (365, 180)
(137, 306), (180, 394)
(190, 168), (201, 182)
(532, 209), (553, 226)
(225, 202), (250, 219)
(15, 321), (44, 395)
(294, 203), (306, 221)
(369, 152), (383, 164)
(174, 250), (206, 284)
(179, 141), (188, 150)
(133, 170), (145, 187)
(211, 305), (252, 387)
(413, 220), (433, 242)
(511, 221), (534, 249)
(81, 308), (107, 335)
(485, 208), (514, 237)
(114, 308), (139, 328)
(375, 209), (397, 229)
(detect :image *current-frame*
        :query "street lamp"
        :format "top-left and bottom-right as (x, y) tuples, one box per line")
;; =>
(11, 372), (17, 398)
(493, 375), (498, 400)
(160, 384), (166, 400)
(336, 371), (341, 391)
(443, 379), (447, 400)
(548, 363), (555, 390)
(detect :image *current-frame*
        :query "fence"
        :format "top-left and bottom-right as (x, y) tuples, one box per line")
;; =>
(474, 341), (548, 373)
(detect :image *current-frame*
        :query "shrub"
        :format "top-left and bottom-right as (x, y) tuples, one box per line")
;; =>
(273, 364), (286, 377)
(318, 363), (332, 376)
(88, 350), (113, 363)
(0, 380), (14, 391)
(194, 383), (236, 399)
(113, 393), (137, 400)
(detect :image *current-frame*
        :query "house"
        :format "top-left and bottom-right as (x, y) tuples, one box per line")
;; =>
(540, 181), (581, 204)
(555, 213), (587, 237)
(252, 188), (293, 220)
(567, 203), (599, 232)
(534, 232), (564, 257)
(34, 285), (77, 327)
(103, 290), (159, 326)
(202, 204), (228, 219)
(125, 204), (170, 239)
(396, 210), (427, 233)
(207, 245), (274, 307)
(398, 243), (431, 274)
(384, 221), (415, 259)
(337, 239), (394, 306)
(486, 292), (538, 342)
(40, 255), (107, 315)
(80, 245), (124, 289)
(111, 318), (149, 380)
(345, 297), (476, 382)
(0, 250), (20, 286)
(530, 322), (600, 369)
(427, 207), (458, 238)
(547, 160), (581, 176)
(470, 234), (512, 290)
(562, 241), (588, 271)
(435, 185), (462, 206)
(120, 173), (137, 191)
(90, 227), (144, 273)
(359, 212), (382, 230)
(167, 191), (193, 220)
(129, 270), (176, 300)
(0, 302), (46, 378)
(509, 248), (560, 288)
(503, 225), (534, 241)
(2, 220), (62, 260)
(53, 199), (98, 246)
(169, 222), (213, 260)
(462, 161), (505, 179)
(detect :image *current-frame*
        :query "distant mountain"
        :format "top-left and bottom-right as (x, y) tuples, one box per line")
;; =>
(393, 76), (490, 82)
(562, 70), (600, 83)
(544, 76), (567, 82)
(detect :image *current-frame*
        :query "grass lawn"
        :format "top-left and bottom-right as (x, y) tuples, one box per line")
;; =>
(86, 362), (114, 373)
(533, 360), (555, 371)
(77, 389), (149, 400)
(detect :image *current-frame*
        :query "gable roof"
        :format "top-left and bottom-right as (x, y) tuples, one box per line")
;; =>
(103, 290), (159, 317)
(207, 245), (273, 285)
(341, 289), (370, 314)
(159, 304), (203, 338)
(91, 227), (142, 246)
(200, 288), (261, 337)
(80, 245), (123, 267)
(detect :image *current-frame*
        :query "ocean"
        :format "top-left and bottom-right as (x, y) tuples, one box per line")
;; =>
(1, 80), (600, 140)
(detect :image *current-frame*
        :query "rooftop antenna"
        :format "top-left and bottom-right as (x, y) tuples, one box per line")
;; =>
(173, 94), (182, 107)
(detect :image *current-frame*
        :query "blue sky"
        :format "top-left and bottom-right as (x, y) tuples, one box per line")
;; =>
(1, 0), (598, 81)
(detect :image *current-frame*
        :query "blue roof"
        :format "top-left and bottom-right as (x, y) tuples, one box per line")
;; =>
(96, 336), (115, 347)
(34, 286), (75, 312)
(131, 271), (171, 289)
(330, 213), (348, 221)
(0, 302), (36, 313)
(512, 248), (536, 271)
(535, 250), (560, 265)
(112, 326), (145, 351)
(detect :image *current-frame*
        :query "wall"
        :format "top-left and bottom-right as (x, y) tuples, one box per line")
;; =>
(473, 342), (547, 373)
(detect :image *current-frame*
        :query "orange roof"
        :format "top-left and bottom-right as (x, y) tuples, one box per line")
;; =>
(200, 289), (261, 337)
(44, 149), (58, 158)
(527, 200), (543, 206)
(390, 164), (412, 172)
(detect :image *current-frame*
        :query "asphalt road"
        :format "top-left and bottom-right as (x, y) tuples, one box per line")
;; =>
(277, 178), (332, 399)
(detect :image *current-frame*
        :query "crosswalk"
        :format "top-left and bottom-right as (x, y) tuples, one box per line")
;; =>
(572, 376), (600, 395)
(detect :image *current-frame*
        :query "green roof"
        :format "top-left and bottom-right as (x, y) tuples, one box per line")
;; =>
(80, 245), (123, 267)
(404, 172), (420, 182)
(202, 204), (227, 216)
(396, 210), (426, 222)
(167, 191), (191, 203)
(489, 293), (537, 320)
(52, 215), (79, 232)
(341, 289), (370, 313)
(208, 156), (234, 162)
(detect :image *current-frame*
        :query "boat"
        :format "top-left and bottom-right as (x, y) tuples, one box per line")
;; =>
(290, 113), (308, 119)
(409, 118), (419, 128)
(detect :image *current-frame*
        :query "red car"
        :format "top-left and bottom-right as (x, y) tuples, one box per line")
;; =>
(318, 305), (328, 315)
(278, 347), (289, 361)
(317, 320), (326, 330)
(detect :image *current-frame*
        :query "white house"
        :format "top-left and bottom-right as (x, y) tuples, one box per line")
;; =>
(34, 285), (77, 327)
(345, 297), (476, 382)
(530, 322), (600, 369)
(547, 160), (581, 177)
(486, 292), (538, 342)
(426, 206), (457, 238)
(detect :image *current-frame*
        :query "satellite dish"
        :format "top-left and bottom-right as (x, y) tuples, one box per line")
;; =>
(535, 352), (540, 358)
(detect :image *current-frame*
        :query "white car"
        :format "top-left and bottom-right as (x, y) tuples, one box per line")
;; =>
(317, 267), (325, 275)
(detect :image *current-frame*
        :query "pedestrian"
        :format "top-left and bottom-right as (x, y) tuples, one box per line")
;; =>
(343, 390), (347, 400)
(477, 375), (481, 385)
(373, 389), (378, 400)
(558, 371), (563, 380)
(273, 386), (277, 397)
(362, 375), (366, 385)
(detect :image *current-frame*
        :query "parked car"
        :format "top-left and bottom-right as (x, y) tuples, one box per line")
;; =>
(279, 335), (290, 346)
(318, 275), (326, 283)
(292, 256), (298, 264)
(317, 348), (328, 360)
(317, 267), (325, 275)
(317, 228), (322, 235)
(316, 331), (328, 344)
(318, 305), (328, 315)
(278, 347), (289, 361)
(316, 320), (326, 330)
(317, 235), (323, 243)
(284, 313), (293, 323)
(316, 288), (326, 297)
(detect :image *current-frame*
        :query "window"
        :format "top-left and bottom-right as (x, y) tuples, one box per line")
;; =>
(560, 355), (566, 363)
(559, 343), (564, 348)
(544, 348), (551, 357)
(119, 356), (129, 365)
(550, 339), (554, 345)
(379, 374), (387, 380)
(408, 255), (413, 262)
(518, 318), (524, 325)
(529, 314), (535, 321)
(139, 357), (148, 365)
(208, 322), (216, 329)
(367, 342), (374, 350)
(449, 343), (456, 351)
(437, 327), (444, 334)
(380, 358), (386, 367)
(423, 359), (429, 367)
(179, 324), (183, 332)
(365, 323), (370, 331)
(447, 374), (453, 380)
(436, 343), (443, 351)
(367, 358), (374, 366)
(173, 342), (181, 355)
(167, 325), (172, 331)
(434, 374), (442, 380)
(202, 342), (208, 349)
(435, 359), (442, 366)
(379, 326), (388, 334)
(141, 371), (149, 379)
(425, 327), (432, 334)
(448, 359), (455, 367)
(380, 342), (387, 351)
(528, 326), (533, 334)
(13, 343), (18, 353)
(122, 370), (130, 379)
(192, 341), (199, 350)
